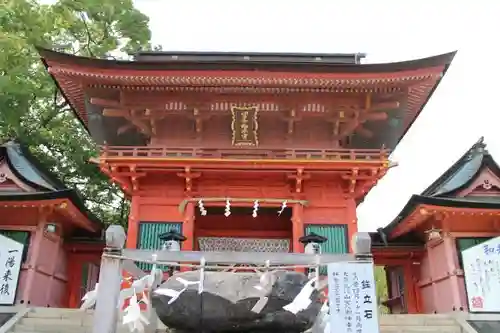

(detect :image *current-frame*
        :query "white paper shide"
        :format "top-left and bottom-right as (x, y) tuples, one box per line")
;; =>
(0, 234), (24, 305)
(327, 262), (380, 333)
(462, 236), (500, 312)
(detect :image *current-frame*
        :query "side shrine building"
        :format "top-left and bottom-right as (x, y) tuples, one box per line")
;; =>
(0, 141), (104, 308)
(38, 48), (455, 305)
(374, 138), (500, 314)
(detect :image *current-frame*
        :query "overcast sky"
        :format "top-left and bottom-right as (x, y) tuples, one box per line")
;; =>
(132, 0), (500, 231)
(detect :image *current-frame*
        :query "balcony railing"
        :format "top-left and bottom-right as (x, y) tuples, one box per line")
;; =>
(100, 146), (389, 161)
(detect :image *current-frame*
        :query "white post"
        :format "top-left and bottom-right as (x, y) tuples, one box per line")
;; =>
(92, 225), (126, 333)
(145, 292), (158, 333)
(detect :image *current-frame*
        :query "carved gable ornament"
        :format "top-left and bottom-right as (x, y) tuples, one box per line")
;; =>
(231, 106), (259, 146)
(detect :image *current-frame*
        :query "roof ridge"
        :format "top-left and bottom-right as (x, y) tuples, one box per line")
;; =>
(421, 137), (487, 197)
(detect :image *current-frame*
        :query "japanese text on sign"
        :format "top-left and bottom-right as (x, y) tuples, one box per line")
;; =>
(327, 262), (380, 333)
(463, 236), (500, 312)
(230, 106), (259, 146)
(482, 243), (500, 256)
(0, 235), (24, 305)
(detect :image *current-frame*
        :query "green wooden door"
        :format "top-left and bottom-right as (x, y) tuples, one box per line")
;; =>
(304, 224), (348, 274)
(137, 222), (183, 270)
(456, 237), (492, 268)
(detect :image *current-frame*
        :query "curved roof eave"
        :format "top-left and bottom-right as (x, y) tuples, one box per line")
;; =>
(2, 142), (63, 191)
(37, 47), (457, 74)
(0, 189), (103, 231)
(0, 141), (103, 231)
(383, 194), (500, 237)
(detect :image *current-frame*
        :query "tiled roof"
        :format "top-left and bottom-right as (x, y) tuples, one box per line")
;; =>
(422, 137), (493, 197)
(381, 137), (500, 239)
(2, 141), (61, 191)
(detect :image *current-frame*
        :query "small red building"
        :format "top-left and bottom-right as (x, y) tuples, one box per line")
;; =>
(39, 48), (454, 283)
(0, 141), (103, 307)
(374, 137), (500, 314)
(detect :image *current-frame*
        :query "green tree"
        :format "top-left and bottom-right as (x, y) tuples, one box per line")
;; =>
(375, 266), (389, 314)
(0, 0), (156, 226)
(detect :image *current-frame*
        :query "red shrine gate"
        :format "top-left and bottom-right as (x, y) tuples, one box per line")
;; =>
(39, 49), (454, 296)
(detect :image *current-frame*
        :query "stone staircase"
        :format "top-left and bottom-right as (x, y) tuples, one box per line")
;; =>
(379, 314), (463, 332)
(4, 308), (468, 333)
(6, 308), (167, 333)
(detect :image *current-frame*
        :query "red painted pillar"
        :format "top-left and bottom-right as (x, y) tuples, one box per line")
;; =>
(403, 263), (418, 313)
(291, 203), (304, 253)
(442, 233), (468, 311)
(182, 202), (195, 251)
(180, 202), (195, 272)
(22, 220), (44, 304)
(126, 196), (140, 249)
(411, 263), (423, 313)
(346, 197), (357, 253)
(66, 255), (82, 308)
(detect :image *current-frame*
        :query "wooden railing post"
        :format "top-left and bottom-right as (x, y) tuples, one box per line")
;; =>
(92, 225), (126, 333)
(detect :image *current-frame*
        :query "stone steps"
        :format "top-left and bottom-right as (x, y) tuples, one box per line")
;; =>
(380, 314), (462, 330)
(6, 308), (465, 333)
(10, 308), (165, 333)
(379, 314), (463, 333)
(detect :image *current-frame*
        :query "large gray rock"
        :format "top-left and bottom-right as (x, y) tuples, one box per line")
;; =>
(152, 270), (322, 333)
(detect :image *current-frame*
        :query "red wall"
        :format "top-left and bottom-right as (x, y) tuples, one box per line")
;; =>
(128, 172), (357, 251)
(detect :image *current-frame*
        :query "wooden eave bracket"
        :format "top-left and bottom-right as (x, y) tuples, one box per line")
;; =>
(187, 107), (213, 136)
(358, 168), (386, 196)
(55, 200), (99, 233)
(127, 166), (145, 191)
(389, 206), (432, 240)
(102, 165), (134, 193)
(280, 109), (302, 138)
(286, 168), (310, 193)
(177, 166), (201, 194)
(330, 93), (400, 141)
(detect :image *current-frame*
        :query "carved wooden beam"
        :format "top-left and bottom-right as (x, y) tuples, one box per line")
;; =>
(117, 123), (134, 135)
(102, 108), (152, 136)
(326, 110), (346, 144)
(348, 168), (359, 194)
(176, 167), (201, 194)
(286, 168), (311, 193)
(279, 108), (302, 139)
(129, 110), (152, 135)
(351, 168), (380, 198)
(187, 108), (212, 134)
(336, 111), (360, 139)
(90, 97), (120, 108)
(128, 166), (147, 191)
(150, 118), (157, 135)
(365, 93), (372, 111)
(356, 126), (373, 138)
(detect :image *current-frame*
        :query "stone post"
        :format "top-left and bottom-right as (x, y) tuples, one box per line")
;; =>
(92, 225), (126, 333)
(352, 232), (372, 259)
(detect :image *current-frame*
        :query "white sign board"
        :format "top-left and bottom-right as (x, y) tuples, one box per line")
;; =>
(327, 262), (380, 333)
(462, 236), (500, 312)
(0, 234), (23, 305)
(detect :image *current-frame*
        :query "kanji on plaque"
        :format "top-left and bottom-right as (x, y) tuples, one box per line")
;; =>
(0, 234), (23, 305)
(231, 106), (259, 146)
(463, 236), (500, 312)
(327, 262), (380, 333)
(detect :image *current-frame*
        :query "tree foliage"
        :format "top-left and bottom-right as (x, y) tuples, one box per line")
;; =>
(0, 0), (156, 226)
